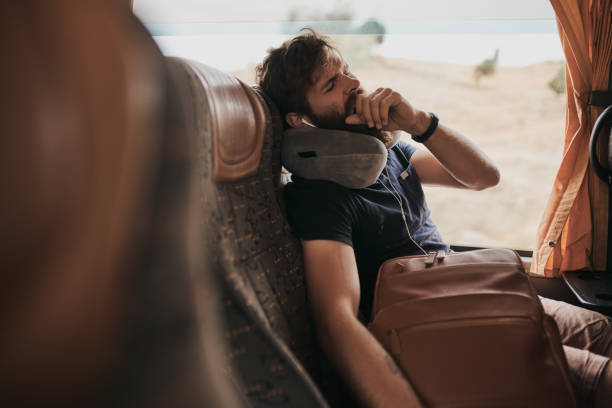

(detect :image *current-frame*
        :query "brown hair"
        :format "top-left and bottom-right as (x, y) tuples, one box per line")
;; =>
(256, 29), (337, 126)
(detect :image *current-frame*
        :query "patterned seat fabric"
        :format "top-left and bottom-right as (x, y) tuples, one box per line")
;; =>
(165, 58), (330, 407)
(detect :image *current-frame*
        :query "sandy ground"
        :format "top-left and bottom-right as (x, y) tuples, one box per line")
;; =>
(233, 57), (566, 250)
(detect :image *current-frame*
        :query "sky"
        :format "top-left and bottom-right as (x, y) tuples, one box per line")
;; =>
(133, 0), (556, 23)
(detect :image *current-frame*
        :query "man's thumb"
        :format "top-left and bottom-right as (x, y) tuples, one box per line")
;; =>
(345, 114), (363, 125)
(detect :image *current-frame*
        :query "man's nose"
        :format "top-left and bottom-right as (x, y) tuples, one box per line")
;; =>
(343, 74), (360, 94)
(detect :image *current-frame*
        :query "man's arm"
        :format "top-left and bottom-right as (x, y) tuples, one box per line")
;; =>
(302, 239), (423, 408)
(347, 88), (500, 190)
(409, 111), (500, 190)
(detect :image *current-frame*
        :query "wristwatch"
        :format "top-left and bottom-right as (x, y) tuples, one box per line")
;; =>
(411, 112), (439, 143)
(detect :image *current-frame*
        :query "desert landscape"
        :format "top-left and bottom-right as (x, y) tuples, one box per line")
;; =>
(232, 56), (567, 251)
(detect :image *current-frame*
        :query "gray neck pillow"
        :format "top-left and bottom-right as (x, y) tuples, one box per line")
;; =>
(281, 128), (401, 189)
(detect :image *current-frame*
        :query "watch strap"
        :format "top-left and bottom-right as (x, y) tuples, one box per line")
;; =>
(411, 112), (439, 143)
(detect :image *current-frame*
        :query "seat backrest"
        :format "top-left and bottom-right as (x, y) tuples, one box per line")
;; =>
(165, 57), (329, 407)
(0, 1), (161, 404)
(0, 3), (240, 406)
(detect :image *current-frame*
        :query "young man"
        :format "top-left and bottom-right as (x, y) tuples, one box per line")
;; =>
(257, 30), (612, 408)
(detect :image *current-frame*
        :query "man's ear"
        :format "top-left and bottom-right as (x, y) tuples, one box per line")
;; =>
(286, 112), (309, 128)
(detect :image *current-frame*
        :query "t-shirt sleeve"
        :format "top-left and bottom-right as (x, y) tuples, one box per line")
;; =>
(396, 139), (418, 162)
(284, 180), (355, 247)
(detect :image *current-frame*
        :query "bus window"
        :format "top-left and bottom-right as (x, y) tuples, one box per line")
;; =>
(134, 0), (565, 252)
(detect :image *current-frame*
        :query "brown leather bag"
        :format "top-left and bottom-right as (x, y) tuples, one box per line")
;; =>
(369, 249), (577, 407)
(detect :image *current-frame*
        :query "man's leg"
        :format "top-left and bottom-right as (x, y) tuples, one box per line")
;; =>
(563, 345), (610, 407)
(539, 297), (612, 353)
(540, 297), (612, 407)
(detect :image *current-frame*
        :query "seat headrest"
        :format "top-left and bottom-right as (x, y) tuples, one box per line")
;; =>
(168, 58), (266, 183)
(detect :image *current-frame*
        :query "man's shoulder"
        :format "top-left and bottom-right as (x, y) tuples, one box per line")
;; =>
(283, 175), (360, 244)
(284, 176), (360, 214)
(285, 176), (355, 198)
(392, 139), (418, 162)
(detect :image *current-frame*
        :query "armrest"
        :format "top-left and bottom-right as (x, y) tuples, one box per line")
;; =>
(561, 270), (612, 315)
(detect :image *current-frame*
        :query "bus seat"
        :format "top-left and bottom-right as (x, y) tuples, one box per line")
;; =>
(1, 3), (240, 407)
(164, 58), (330, 407)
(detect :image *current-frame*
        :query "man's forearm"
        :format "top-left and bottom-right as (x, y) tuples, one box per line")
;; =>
(317, 314), (423, 408)
(408, 110), (500, 190)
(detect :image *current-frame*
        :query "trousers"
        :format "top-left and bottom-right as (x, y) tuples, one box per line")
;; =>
(540, 297), (612, 407)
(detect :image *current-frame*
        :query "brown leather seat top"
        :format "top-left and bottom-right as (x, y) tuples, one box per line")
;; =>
(192, 61), (266, 182)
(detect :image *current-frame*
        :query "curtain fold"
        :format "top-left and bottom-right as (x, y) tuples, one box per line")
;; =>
(532, 0), (611, 277)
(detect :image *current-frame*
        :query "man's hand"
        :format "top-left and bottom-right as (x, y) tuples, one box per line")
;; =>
(346, 87), (500, 190)
(345, 88), (430, 135)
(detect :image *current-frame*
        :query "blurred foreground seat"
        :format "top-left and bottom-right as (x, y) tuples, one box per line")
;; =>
(1, 1), (339, 407)
(0, 2), (239, 406)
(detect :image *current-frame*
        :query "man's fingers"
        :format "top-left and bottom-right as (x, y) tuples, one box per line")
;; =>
(355, 93), (363, 118)
(370, 88), (385, 129)
(345, 113), (364, 125)
(351, 88), (402, 129)
(380, 90), (399, 126)
(361, 93), (373, 128)
(372, 88), (392, 129)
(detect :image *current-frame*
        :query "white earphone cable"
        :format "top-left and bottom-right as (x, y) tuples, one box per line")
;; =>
(381, 166), (428, 256)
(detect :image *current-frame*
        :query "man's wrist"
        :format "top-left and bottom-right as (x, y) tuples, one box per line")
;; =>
(411, 112), (439, 143)
(405, 110), (431, 135)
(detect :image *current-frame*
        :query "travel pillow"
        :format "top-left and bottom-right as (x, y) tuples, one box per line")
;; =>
(281, 127), (401, 189)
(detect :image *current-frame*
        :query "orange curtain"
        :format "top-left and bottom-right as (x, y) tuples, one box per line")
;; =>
(532, 0), (612, 277)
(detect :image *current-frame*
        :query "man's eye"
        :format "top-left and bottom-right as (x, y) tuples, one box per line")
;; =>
(326, 77), (338, 93)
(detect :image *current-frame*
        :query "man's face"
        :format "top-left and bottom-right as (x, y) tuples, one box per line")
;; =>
(304, 52), (383, 138)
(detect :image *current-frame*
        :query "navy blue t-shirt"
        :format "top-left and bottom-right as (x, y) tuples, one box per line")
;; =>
(284, 141), (449, 321)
